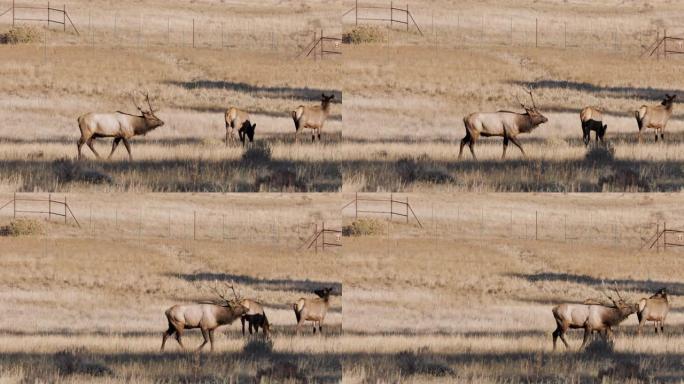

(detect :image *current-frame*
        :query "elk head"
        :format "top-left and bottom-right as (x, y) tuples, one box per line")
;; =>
(662, 94), (677, 106)
(321, 93), (335, 106)
(602, 287), (638, 316)
(132, 91), (165, 130)
(210, 281), (248, 315)
(517, 88), (548, 126)
(313, 287), (334, 299)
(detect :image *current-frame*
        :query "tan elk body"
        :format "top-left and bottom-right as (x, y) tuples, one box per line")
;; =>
(292, 94), (335, 142)
(293, 287), (333, 334)
(77, 93), (164, 161)
(161, 283), (247, 352)
(552, 289), (637, 351)
(225, 107), (256, 146)
(580, 107), (607, 146)
(637, 288), (670, 334)
(239, 298), (270, 336)
(459, 89), (548, 160)
(635, 94), (676, 142)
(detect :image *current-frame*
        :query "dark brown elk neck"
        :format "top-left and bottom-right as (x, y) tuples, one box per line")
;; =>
(514, 113), (535, 133)
(604, 307), (631, 326)
(215, 306), (241, 325)
(321, 100), (332, 113)
(133, 116), (156, 136)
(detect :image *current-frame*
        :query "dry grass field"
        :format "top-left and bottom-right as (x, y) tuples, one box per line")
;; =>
(342, 0), (684, 192)
(0, 0), (342, 192)
(341, 193), (684, 383)
(0, 193), (343, 383)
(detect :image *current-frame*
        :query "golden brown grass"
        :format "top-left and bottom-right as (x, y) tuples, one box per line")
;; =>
(0, 193), (342, 382)
(341, 193), (684, 383)
(342, 3), (684, 192)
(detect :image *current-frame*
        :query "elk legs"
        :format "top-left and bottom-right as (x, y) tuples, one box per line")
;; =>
(509, 136), (526, 158)
(77, 138), (85, 160)
(86, 137), (102, 159)
(502, 136), (509, 159)
(122, 138), (133, 161)
(198, 328), (210, 351)
(108, 138), (122, 159)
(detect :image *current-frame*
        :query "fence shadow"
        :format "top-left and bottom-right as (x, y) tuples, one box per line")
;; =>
(166, 80), (342, 103)
(514, 80), (684, 102)
(508, 272), (684, 296)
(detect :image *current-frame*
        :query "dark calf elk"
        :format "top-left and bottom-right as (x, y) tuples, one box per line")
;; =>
(635, 94), (676, 142)
(240, 298), (270, 336)
(292, 93), (334, 142)
(552, 289), (637, 351)
(459, 89), (548, 160)
(293, 287), (333, 334)
(225, 107), (256, 146)
(580, 107), (607, 146)
(77, 92), (164, 161)
(161, 283), (247, 352)
(637, 288), (670, 334)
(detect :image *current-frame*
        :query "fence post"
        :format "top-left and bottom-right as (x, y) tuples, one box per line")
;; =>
(313, 31), (317, 61)
(535, 211), (538, 240)
(47, 2), (50, 29)
(322, 222), (325, 251)
(12, 0), (15, 27)
(48, 193), (52, 221)
(664, 29), (667, 59)
(406, 4), (409, 32)
(390, 1), (393, 28)
(535, 18), (538, 48)
(355, 0), (358, 25)
(63, 4), (65, 32)
(321, 29), (324, 58)
(315, 223), (318, 255)
(406, 197), (409, 224)
(656, 223), (660, 252)
(13, 192), (16, 218)
(192, 18), (195, 48)
(355, 192), (358, 219)
(663, 221), (667, 251)
(64, 196), (67, 224)
(193, 211), (197, 240)
(390, 193), (393, 221)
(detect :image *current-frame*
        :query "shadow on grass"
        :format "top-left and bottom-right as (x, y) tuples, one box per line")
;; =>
(171, 272), (342, 294)
(509, 272), (684, 296)
(166, 80), (342, 104)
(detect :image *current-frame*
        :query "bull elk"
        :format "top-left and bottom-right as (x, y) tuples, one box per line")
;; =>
(551, 288), (637, 351)
(240, 298), (270, 336)
(459, 89), (548, 160)
(637, 288), (670, 335)
(293, 287), (333, 334)
(77, 92), (164, 161)
(225, 107), (256, 146)
(292, 93), (335, 142)
(635, 94), (676, 143)
(580, 107), (607, 146)
(161, 282), (247, 352)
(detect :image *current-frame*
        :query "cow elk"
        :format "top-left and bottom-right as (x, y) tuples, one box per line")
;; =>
(225, 107), (256, 146)
(240, 298), (270, 336)
(161, 282), (247, 352)
(637, 288), (670, 335)
(580, 107), (607, 146)
(552, 288), (637, 351)
(77, 92), (164, 161)
(292, 93), (335, 143)
(293, 287), (333, 335)
(635, 94), (676, 143)
(459, 89), (548, 160)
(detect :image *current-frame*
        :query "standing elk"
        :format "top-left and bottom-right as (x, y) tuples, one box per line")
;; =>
(551, 288), (637, 351)
(637, 288), (670, 335)
(161, 282), (247, 352)
(635, 94), (676, 143)
(292, 93), (335, 143)
(225, 107), (256, 146)
(77, 92), (164, 161)
(580, 107), (607, 146)
(459, 89), (548, 160)
(293, 287), (333, 335)
(240, 298), (270, 336)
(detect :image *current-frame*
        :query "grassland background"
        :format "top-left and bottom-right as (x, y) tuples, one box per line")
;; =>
(0, 193), (343, 382)
(0, 0), (342, 192)
(341, 193), (684, 383)
(342, 0), (684, 192)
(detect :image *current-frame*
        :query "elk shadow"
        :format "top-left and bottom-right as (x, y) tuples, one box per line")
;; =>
(508, 272), (684, 296)
(166, 80), (342, 103)
(171, 272), (342, 294)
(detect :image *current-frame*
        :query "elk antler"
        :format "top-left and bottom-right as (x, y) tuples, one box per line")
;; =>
(130, 92), (145, 114)
(516, 93), (528, 110)
(526, 87), (538, 109)
(600, 288), (618, 308)
(143, 92), (158, 113)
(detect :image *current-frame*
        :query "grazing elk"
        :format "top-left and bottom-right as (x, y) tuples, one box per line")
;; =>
(635, 94), (676, 143)
(293, 287), (333, 335)
(161, 283), (247, 352)
(225, 107), (256, 146)
(292, 93), (335, 142)
(552, 288), (637, 351)
(580, 107), (607, 146)
(637, 288), (670, 335)
(459, 89), (548, 160)
(240, 298), (270, 336)
(77, 92), (164, 161)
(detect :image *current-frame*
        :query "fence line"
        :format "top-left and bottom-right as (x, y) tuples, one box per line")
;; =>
(0, 192), (80, 227)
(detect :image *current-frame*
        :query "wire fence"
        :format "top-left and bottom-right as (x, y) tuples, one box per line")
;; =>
(0, 1), (342, 53)
(342, 193), (680, 250)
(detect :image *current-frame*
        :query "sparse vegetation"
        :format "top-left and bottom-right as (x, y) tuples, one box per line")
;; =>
(0, 218), (44, 237)
(343, 218), (386, 237)
(343, 26), (385, 44)
(0, 26), (41, 44)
